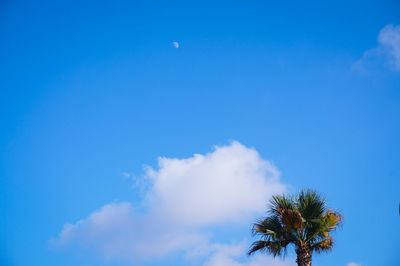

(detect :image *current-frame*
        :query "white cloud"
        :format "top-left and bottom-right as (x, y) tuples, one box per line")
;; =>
(347, 262), (361, 266)
(146, 141), (284, 226)
(52, 202), (209, 261)
(354, 24), (400, 72)
(52, 141), (287, 264)
(378, 24), (400, 69)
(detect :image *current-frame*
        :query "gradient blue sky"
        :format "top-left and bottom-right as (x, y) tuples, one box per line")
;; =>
(1, 1), (400, 266)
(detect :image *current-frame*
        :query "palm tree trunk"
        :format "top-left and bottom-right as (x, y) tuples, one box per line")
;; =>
(296, 245), (312, 266)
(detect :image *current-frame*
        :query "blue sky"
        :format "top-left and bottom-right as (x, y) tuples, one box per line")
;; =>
(1, 0), (400, 265)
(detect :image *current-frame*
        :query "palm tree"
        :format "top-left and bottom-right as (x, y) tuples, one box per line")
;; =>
(248, 189), (342, 266)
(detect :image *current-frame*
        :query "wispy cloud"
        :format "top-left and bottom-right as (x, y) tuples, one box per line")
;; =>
(173, 41), (179, 48)
(347, 262), (361, 266)
(353, 24), (400, 72)
(51, 141), (288, 264)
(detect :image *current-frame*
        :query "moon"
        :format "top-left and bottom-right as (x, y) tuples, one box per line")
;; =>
(173, 41), (179, 48)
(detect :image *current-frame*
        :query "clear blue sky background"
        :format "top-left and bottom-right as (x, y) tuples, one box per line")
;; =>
(1, 0), (400, 265)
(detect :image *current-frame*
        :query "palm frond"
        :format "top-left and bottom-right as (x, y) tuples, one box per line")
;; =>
(316, 210), (342, 236)
(280, 209), (304, 230)
(310, 237), (334, 253)
(252, 216), (282, 238)
(305, 209), (342, 246)
(248, 240), (268, 255)
(248, 240), (288, 257)
(297, 189), (326, 221)
(269, 194), (295, 216)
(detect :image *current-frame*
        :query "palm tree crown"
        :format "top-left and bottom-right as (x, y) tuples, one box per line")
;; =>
(248, 189), (342, 266)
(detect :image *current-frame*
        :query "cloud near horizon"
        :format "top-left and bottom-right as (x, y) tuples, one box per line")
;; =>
(353, 24), (400, 72)
(52, 141), (290, 264)
(347, 262), (361, 266)
(204, 243), (296, 266)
